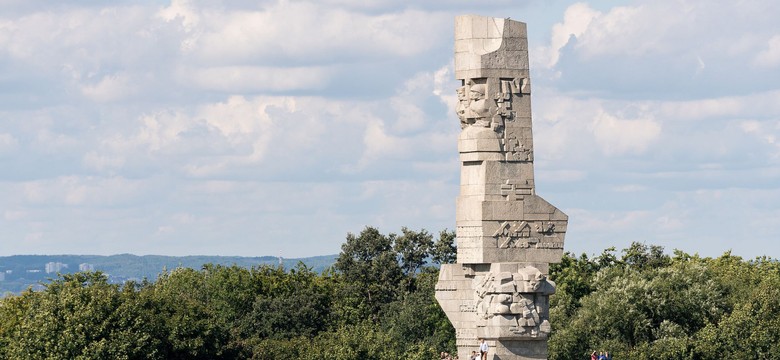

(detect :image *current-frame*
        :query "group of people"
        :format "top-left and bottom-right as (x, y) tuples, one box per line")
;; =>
(472, 338), (489, 360)
(440, 338), (490, 360)
(444, 341), (611, 359)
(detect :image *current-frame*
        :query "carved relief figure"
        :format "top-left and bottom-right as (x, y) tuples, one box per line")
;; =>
(456, 81), (502, 132)
(473, 267), (556, 339)
(457, 86), (469, 128)
(468, 84), (492, 123)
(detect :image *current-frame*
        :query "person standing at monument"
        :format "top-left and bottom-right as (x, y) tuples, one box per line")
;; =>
(479, 338), (488, 360)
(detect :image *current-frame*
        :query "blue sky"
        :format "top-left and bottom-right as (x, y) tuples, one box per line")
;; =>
(1, 0), (779, 258)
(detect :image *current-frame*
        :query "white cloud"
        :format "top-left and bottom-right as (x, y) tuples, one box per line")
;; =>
(3, 210), (27, 221)
(614, 184), (647, 193)
(535, 1), (780, 100)
(740, 119), (780, 157)
(0, 133), (18, 153)
(533, 87), (780, 170)
(2, 0), (780, 259)
(390, 97), (426, 133)
(21, 176), (147, 206)
(181, 65), (333, 92)
(536, 169), (587, 183)
(534, 92), (661, 160)
(658, 96), (745, 121)
(34, 129), (80, 154)
(568, 208), (651, 233)
(564, 1), (769, 60)
(80, 73), (135, 102)
(357, 119), (412, 168)
(753, 35), (780, 68)
(83, 69), (456, 179)
(82, 152), (126, 172)
(533, 2), (599, 69)
(179, 3), (449, 65)
(591, 111), (661, 156)
(0, 7), (157, 71)
(157, 0), (200, 30)
(573, 5), (650, 58)
(134, 111), (192, 154)
(100, 95), (295, 177)
(390, 71), (439, 133)
(432, 63), (458, 110)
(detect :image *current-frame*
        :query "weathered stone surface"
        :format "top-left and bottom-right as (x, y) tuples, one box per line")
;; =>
(436, 15), (568, 360)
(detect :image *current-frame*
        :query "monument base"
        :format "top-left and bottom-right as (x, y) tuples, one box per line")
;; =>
(436, 263), (554, 360)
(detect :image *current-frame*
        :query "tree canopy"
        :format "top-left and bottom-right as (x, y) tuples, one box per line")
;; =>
(1, 229), (779, 360)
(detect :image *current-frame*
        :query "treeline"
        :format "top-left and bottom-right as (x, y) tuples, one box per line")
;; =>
(1, 228), (780, 359)
(0, 227), (457, 360)
(549, 243), (780, 359)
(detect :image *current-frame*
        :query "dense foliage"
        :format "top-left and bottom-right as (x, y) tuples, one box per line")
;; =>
(548, 243), (780, 359)
(1, 229), (779, 359)
(0, 227), (456, 360)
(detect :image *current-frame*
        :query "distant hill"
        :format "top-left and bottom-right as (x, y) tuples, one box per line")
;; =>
(0, 254), (337, 295)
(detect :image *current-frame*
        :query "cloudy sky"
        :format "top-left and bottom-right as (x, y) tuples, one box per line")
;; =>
(1, 0), (779, 259)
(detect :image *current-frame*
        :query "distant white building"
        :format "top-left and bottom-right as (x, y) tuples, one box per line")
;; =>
(45, 262), (68, 274)
(79, 263), (95, 272)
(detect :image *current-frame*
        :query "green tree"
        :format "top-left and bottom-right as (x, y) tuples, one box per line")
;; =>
(430, 229), (456, 265)
(394, 227), (434, 278)
(333, 226), (403, 322)
(141, 267), (231, 359)
(0, 272), (160, 360)
(550, 246), (728, 359)
(694, 259), (780, 358)
(381, 269), (455, 357)
(240, 263), (331, 341)
(621, 242), (670, 271)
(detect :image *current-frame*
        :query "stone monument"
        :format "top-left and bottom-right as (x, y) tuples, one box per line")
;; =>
(435, 15), (568, 360)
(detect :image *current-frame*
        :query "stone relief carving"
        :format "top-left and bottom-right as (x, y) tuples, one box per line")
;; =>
(493, 221), (562, 249)
(458, 82), (499, 130)
(500, 179), (534, 201)
(505, 134), (533, 161)
(457, 77), (529, 156)
(473, 266), (555, 339)
(456, 86), (469, 128)
(457, 78), (526, 131)
(495, 78), (524, 122)
(469, 84), (494, 124)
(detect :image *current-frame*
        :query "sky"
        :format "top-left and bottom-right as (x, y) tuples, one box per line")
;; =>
(1, 0), (779, 259)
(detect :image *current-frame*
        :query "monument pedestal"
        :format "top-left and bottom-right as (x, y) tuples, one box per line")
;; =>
(436, 262), (555, 359)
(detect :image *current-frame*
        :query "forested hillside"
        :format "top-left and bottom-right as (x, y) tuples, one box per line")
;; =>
(1, 227), (779, 359)
(0, 254), (337, 295)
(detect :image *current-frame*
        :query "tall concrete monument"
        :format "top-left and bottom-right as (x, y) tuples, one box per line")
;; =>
(435, 15), (568, 360)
